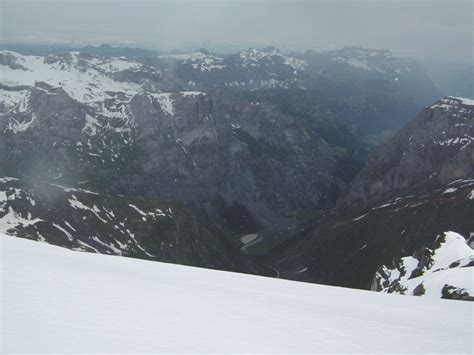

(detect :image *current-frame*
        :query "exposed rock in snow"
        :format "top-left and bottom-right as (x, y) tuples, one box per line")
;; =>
(327, 47), (411, 76)
(0, 177), (233, 268)
(430, 96), (474, 113)
(447, 96), (474, 106)
(0, 88), (30, 112)
(239, 47), (307, 70)
(179, 91), (205, 97)
(159, 50), (226, 72)
(150, 92), (175, 116)
(372, 231), (474, 300)
(0, 206), (43, 234)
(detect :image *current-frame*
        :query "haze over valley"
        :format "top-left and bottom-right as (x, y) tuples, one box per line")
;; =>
(1, 1), (473, 353)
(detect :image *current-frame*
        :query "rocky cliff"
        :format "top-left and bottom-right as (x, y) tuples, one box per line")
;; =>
(339, 96), (474, 210)
(372, 231), (473, 300)
(245, 98), (473, 293)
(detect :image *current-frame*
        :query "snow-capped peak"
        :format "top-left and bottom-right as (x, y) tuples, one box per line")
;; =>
(239, 46), (281, 62)
(239, 47), (307, 70)
(446, 96), (474, 107)
(158, 50), (226, 72)
(327, 47), (412, 75)
(158, 51), (217, 61)
(430, 96), (474, 113)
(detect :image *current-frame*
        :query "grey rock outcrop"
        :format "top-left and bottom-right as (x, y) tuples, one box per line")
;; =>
(372, 231), (473, 300)
(339, 97), (474, 210)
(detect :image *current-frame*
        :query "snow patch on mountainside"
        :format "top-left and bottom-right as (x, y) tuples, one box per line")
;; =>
(180, 91), (205, 97)
(372, 231), (474, 300)
(0, 88), (30, 111)
(436, 135), (474, 148)
(450, 96), (474, 106)
(82, 114), (101, 136)
(92, 57), (143, 73)
(158, 51), (211, 61)
(430, 96), (474, 114)
(5, 113), (36, 134)
(0, 51), (143, 104)
(0, 207), (43, 234)
(239, 47), (307, 71)
(333, 56), (373, 70)
(150, 92), (175, 116)
(328, 47), (413, 77)
(429, 232), (473, 271)
(283, 56), (307, 71)
(1, 235), (472, 353)
(159, 51), (226, 72)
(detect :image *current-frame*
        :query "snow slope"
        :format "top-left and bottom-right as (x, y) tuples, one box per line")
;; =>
(1, 235), (472, 353)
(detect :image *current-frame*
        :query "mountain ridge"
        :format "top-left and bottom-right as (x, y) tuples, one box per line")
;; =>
(0, 47), (471, 298)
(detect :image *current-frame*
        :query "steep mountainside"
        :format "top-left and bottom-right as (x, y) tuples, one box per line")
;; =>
(243, 177), (473, 290)
(244, 97), (473, 294)
(0, 48), (366, 267)
(0, 47), (459, 285)
(3, 48), (424, 231)
(0, 177), (237, 270)
(340, 96), (474, 209)
(146, 46), (440, 137)
(0, 54), (356, 233)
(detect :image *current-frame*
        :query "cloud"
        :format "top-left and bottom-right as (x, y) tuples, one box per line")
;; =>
(1, 0), (472, 61)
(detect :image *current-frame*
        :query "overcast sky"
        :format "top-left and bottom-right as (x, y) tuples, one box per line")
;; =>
(1, 0), (472, 61)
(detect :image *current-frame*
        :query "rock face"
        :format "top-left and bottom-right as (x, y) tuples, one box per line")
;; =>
(372, 231), (474, 300)
(0, 48), (368, 267)
(0, 82), (350, 234)
(0, 177), (238, 271)
(149, 46), (440, 137)
(339, 96), (474, 210)
(244, 99), (473, 292)
(125, 90), (348, 230)
(1, 48), (404, 236)
(244, 177), (474, 290)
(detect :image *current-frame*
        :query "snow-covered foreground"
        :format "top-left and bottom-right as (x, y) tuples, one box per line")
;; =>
(1, 235), (472, 353)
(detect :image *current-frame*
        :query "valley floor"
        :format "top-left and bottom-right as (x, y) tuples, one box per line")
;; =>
(1, 235), (472, 353)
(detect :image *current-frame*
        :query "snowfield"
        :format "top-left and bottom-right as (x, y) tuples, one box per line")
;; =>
(1, 235), (472, 353)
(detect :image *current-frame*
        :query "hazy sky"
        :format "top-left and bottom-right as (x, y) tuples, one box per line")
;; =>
(1, 0), (472, 61)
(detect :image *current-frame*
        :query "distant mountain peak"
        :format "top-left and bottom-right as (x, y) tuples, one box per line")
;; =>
(431, 96), (474, 110)
(197, 48), (211, 55)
